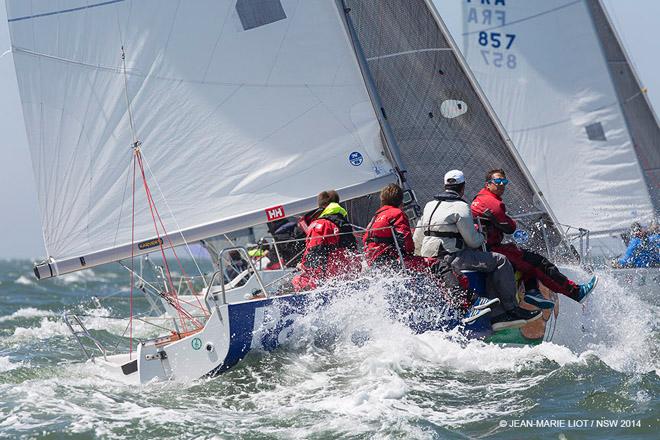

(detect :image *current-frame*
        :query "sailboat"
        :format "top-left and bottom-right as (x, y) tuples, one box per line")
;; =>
(436, 0), (659, 265)
(7, 0), (591, 382)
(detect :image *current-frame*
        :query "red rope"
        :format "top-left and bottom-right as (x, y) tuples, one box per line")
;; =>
(134, 153), (208, 316)
(134, 150), (205, 329)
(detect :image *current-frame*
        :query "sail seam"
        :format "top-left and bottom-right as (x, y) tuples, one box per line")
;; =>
(12, 47), (364, 88)
(8, 0), (126, 22)
(366, 48), (453, 62)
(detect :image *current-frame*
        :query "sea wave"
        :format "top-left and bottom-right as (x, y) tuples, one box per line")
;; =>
(14, 275), (34, 286)
(0, 307), (56, 323)
(0, 356), (23, 372)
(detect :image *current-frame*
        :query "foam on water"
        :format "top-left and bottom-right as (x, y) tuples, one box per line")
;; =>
(0, 356), (23, 372)
(0, 262), (657, 438)
(0, 307), (55, 323)
(57, 268), (107, 285)
(553, 265), (659, 373)
(13, 275), (34, 286)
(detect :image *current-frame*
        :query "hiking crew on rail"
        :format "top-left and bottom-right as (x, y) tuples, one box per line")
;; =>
(412, 170), (541, 331)
(292, 190), (360, 291)
(470, 168), (597, 308)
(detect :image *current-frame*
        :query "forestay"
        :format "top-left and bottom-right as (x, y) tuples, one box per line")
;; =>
(6, 0), (396, 277)
(342, 0), (557, 228)
(438, 0), (658, 243)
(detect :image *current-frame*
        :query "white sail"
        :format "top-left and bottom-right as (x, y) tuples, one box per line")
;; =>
(438, 0), (657, 247)
(6, 0), (396, 277)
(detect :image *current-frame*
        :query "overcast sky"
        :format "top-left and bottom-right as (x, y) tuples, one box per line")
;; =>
(0, 1), (658, 259)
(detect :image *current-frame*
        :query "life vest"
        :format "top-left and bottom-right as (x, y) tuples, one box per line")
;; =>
(299, 203), (358, 278)
(363, 205), (414, 265)
(420, 191), (468, 256)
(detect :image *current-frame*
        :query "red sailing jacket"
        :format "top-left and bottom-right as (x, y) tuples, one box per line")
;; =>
(470, 187), (517, 246)
(363, 205), (415, 265)
(294, 203), (359, 291)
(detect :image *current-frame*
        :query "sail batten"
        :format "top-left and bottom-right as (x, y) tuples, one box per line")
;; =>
(7, 0), (397, 275)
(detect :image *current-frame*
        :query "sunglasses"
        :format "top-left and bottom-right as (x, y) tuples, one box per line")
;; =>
(488, 178), (509, 185)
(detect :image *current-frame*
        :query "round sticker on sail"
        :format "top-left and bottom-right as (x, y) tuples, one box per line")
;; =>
(191, 337), (202, 350)
(349, 151), (363, 166)
(440, 100), (468, 119)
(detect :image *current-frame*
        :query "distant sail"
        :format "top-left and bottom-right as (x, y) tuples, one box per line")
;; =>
(438, 0), (658, 245)
(342, 0), (560, 233)
(585, 0), (660, 211)
(6, 0), (396, 277)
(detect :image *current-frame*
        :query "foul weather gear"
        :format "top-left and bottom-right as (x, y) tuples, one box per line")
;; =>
(293, 203), (359, 291)
(363, 205), (415, 265)
(470, 187), (516, 247)
(413, 190), (485, 257)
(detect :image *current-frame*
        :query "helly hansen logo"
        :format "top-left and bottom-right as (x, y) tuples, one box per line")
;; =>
(266, 205), (285, 221)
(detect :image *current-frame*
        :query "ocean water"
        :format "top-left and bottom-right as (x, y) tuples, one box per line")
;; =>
(0, 259), (657, 439)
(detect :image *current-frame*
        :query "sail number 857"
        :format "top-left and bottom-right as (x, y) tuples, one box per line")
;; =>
(478, 31), (515, 49)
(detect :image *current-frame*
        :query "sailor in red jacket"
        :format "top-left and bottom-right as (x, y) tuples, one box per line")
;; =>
(471, 169), (597, 306)
(363, 183), (416, 267)
(292, 190), (359, 291)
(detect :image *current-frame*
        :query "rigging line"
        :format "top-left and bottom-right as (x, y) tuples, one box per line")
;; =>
(121, 46), (138, 144)
(0, 49), (10, 58)
(136, 152), (205, 326)
(135, 153), (191, 330)
(134, 152), (186, 328)
(461, 0), (582, 35)
(129, 151), (136, 358)
(112, 164), (133, 247)
(140, 153), (208, 288)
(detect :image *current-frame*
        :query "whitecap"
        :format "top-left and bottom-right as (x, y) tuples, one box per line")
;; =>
(0, 307), (56, 323)
(11, 317), (71, 341)
(14, 275), (34, 286)
(0, 356), (23, 372)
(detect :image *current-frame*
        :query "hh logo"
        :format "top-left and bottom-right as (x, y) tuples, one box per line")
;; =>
(265, 205), (285, 221)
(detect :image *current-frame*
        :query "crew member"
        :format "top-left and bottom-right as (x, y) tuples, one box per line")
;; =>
(471, 169), (597, 307)
(292, 190), (359, 291)
(613, 221), (660, 268)
(363, 183), (416, 267)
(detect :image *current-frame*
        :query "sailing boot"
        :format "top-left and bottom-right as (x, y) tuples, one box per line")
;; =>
(472, 296), (500, 311)
(462, 306), (491, 325)
(523, 289), (555, 309)
(491, 307), (542, 331)
(578, 275), (598, 303)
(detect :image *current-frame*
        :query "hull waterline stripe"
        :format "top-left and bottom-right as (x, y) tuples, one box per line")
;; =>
(8, 0), (125, 23)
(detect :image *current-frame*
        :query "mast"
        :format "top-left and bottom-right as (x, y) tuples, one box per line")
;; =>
(337, 0), (421, 216)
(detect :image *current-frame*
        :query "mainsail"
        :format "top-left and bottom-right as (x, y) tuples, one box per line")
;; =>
(342, 0), (564, 245)
(6, 0), (398, 278)
(438, 0), (658, 251)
